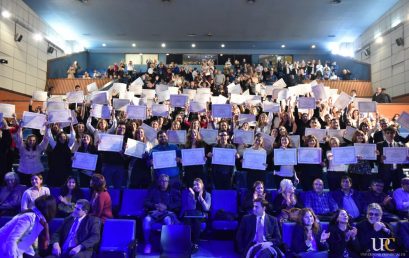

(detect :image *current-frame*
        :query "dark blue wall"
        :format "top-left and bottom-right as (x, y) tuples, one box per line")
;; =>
(47, 51), (88, 78)
(87, 53), (125, 72)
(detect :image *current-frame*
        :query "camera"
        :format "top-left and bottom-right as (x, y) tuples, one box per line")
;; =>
(0, 59), (8, 64)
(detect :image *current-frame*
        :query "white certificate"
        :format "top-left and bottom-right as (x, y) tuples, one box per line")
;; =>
(260, 132), (274, 150)
(230, 94), (246, 105)
(142, 89), (156, 99)
(354, 143), (377, 160)
(298, 97), (316, 109)
(343, 126), (357, 142)
(155, 84), (168, 93)
(91, 104), (111, 119)
(238, 114), (256, 126)
(274, 148), (297, 165)
(212, 147), (236, 166)
(152, 150), (177, 169)
(113, 99), (130, 111)
(289, 135), (301, 148)
(212, 104), (232, 118)
(332, 147), (357, 165)
(358, 101), (377, 113)
(112, 83), (127, 95)
(183, 89), (197, 100)
(119, 91), (135, 101)
(233, 130), (254, 145)
(194, 93), (211, 103)
(124, 139), (146, 158)
(22, 111), (46, 130)
(197, 88), (211, 95)
(311, 84), (327, 100)
(397, 111), (409, 130)
(334, 92), (352, 110)
(190, 101), (207, 113)
(87, 82), (98, 92)
(46, 101), (67, 112)
(272, 88), (281, 100)
(72, 152), (98, 171)
(126, 105), (146, 120)
(211, 95), (227, 104)
(0, 104), (15, 118)
(227, 83), (242, 94)
(167, 130), (187, 144)
(181, 148), (205, 166)
(66, 91), (84, 103)
(327, 129), (345, 140)
(277, 89), (290, 100)
(90, 91), (109, 105)
(157, 90), (170, 102)
(298, 147), (322, 164)
(47, 110), (72, 124)
(98, 134), (124, 152)
(129, 84), (143, 95)
(200, 129), (218, 144)
(245, 95), (262, 106)
(131, 77), (144, 86)
(263, 102), (280, 113)
(243, 150), (267, 170)
(383, 147), (409, 164)
(289, 84), (312, 96)
(273, 78), (287, 88)
(33, 91), (48, 101)
(305, 128), (327, 143)
(140, 123), (157, 142)
(168, 87), (179, 95)
(170, 94), (188, 108)
(152, 104), (169, 117)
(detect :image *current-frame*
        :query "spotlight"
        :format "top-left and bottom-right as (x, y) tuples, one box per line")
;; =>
(1, 10), (11, 18)
(191, 43), (196, 48)
(33, 33), (43, 41)
(221, 44), (225, 48)
(47, 46), (55, 54)
(311, 44), (316, 49)
(14, 33), (23, 42)
(161, 43), (166, 48)
(102, 43), (106, 47)
(132, 43), (136, 47)
(281, 44), (286, 48)
(0, 59), (8, 64)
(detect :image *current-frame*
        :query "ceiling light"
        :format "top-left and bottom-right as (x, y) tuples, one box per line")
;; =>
(375, 37), (383, 44)
(139, 53), (143, 56)
(187, 33), (197, 37)
(247, 0), (255, 3)
(221, 44), (225, 48)
(33, 33), (43, 41)
(1, 10), (11, 18)
(132, 43), (136, 47)
(161, 43), (166, 48)
(220, 54), (223, 56)
(281, 44), (285, 48)
(102, 43), (106, 47)
(311, 44), (316, 49)
(191, 43), (196, 48)
(166, 53), (169, 56)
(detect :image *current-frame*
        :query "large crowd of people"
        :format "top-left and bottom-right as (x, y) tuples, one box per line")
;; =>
(0, 57), (408, 257)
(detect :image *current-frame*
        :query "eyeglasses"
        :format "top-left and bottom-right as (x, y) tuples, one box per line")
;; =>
(385, 132), (395, 135)
(368, 212), (381, 217)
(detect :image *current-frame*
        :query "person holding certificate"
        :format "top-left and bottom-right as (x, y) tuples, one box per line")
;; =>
(325, 137), (347, 191)
(243, 133), (267, 189)
(86, 109), (117, 147)
(347, 130), (374, 191)
(273, 135), (299, 190)
(255, 113), (272, 135)
(182, 129), (207, 187)
(129, 127), (153, 189)
(298, 135), (324, 191)
(75, 133), (100, 187)
(207, 130), (238, 189)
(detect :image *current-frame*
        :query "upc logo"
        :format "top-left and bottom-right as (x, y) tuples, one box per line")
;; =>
(371, 238), (396, 252)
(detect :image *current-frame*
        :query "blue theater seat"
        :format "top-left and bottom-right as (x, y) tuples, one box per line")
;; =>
(107, 188), (121, 216)
(49, 218), (64, 235)
(99, 219), (137, 258)
(160, 224), (191, 258)
(210, 190), (239, 231)
(118, 189), (147, 217)
(0, 216), (12, 227)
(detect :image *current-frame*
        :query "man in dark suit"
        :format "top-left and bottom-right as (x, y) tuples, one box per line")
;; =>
(47, 199), (101, 258)
(376, 126), (407, 192)
(236, 198), (282, 257)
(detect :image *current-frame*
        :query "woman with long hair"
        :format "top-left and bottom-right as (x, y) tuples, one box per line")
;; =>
(89, 174), (113, 223)
(272, 179), (303, 216)
(291, 208), (329, 254)
(129, 127), (153, 188)
(298, 135), (324, 191)
(57, 176), (83, 217)
(21, 173), (50, 211)
(74, 133), (100, 186)
(272, 135), (299, 189)
(325, 137), (347, 191)
(182, 129), (207, 187)
(0, 195), (56, 258)
(240, 180), (273, 215)
(327, 209), (360, 258)
(243, 133), (267, 189)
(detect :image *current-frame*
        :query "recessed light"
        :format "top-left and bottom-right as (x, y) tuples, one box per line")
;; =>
(1, 10), (11, 18)
(281, 44), (286, 48)
(191, 43), (196, 48)
(33, 33), (43, 41)
(221, 44), (225, 48)
(187, 33), (197, 37)
(220, 54), (223, 56)
(375, 36), (383, 44)
(311, 44), (316, 49)
(161, 43), (166, 48)
(187, 56), (190, 58)
(328, 35), (336, 38)
(132, 43), (136, 47)
(102, 43), (106, 47)
(166, 53), (169, 56)
(139, 53), (143, 56)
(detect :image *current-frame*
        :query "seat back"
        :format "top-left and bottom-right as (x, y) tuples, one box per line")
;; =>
(100, 219), (136, 252)
(107, 188), (121, 215)
(210, 189), (238, 219)
(49, 218), (64, 236)
(118, 189), (147, 217)
(160, 224), (191, 257)
(282, 222), (296, 247)
(49, 187), (61, 199)
(81, 187), (91, 200)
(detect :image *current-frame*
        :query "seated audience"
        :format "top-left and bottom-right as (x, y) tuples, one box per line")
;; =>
(143, 174), (181, 254)
(356, 203), (397, 256)
(272, 179), (303, 217)
(331, 176), (363, 221)
(241, 181), (273, 216)
(236, 198), (282, 257)
(304, 179), (338, 221)
(392, 177), (409, 218)
(57, 176), (84, 217)
(327, 209), (360, 258)
(291, 208), (329, 254)
(89, 174), (113, 223)
(21, 173), (50, 211)
(49, 199), (101, 258)
(183, 178), (211, 253)
(0, 172), (26, 216)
